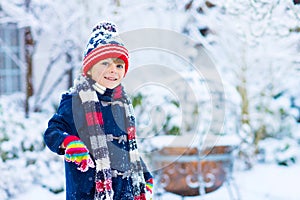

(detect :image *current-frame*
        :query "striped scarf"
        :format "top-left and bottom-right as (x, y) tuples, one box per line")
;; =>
(74, 75), (146, 200)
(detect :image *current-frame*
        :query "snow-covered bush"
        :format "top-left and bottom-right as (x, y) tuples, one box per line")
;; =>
(132, 89), (182, 137)
(257, 137), (300, 166)
(0, 94), (64, 200)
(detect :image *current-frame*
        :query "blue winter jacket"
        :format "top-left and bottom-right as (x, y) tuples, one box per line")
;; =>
(44, 89), (152, 200)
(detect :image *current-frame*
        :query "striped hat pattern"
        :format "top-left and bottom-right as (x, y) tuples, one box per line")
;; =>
(82, 22), (129, 76)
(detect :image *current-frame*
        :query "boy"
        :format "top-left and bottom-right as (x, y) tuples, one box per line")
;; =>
(44, 21), (153, 200)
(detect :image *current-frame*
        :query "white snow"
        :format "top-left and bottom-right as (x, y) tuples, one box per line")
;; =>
(1, 1), (300, 200)
(10, 163), (300, 200)
(149, 134), (241, 149)
(11, 186), (64, 200)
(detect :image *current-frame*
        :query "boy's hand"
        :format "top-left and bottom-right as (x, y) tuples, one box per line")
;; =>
(63, 135), (95, 172)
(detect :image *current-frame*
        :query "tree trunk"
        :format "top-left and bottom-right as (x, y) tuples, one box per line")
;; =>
(236, 65), (255, 169)
(66, 52), (73, 88)
(24, 27), (34, 118)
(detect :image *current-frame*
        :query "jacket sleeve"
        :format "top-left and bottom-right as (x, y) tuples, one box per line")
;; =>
(43, 93), (76, 155)
(141, 156), (153, 181)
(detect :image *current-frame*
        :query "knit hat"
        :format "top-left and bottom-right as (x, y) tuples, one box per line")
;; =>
(82, 21), (129, 76)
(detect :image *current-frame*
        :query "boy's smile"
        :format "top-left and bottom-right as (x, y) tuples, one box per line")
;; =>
(104, 76), (118, 81)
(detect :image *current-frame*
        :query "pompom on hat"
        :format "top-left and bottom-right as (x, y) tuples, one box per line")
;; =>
(82, 21), (129, 76)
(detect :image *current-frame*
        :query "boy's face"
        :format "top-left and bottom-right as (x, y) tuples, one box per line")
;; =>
(88, 58), (125, 89)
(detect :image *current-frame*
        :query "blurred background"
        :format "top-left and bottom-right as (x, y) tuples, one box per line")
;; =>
(0, 0), (300, 199)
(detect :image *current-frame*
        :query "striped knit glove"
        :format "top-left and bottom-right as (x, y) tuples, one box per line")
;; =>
(146, 178), (153, 197)
(63, 135), (95, 172)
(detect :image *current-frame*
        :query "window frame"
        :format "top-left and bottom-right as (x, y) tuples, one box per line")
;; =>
(0, 22), (25, 95)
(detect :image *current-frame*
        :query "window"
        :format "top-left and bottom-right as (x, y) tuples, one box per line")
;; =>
(0, 23), (24, 95)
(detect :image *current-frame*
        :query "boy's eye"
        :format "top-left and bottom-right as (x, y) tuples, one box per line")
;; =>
(117, 64), (124, 69)
(101, 61), (109, 66)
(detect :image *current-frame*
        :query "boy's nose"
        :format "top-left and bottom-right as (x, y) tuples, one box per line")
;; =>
(109, 63), (117, 73)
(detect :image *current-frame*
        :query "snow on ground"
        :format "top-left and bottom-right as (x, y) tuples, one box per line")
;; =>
(11, 186), (64, 200)
(11, 163), (300, 200)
